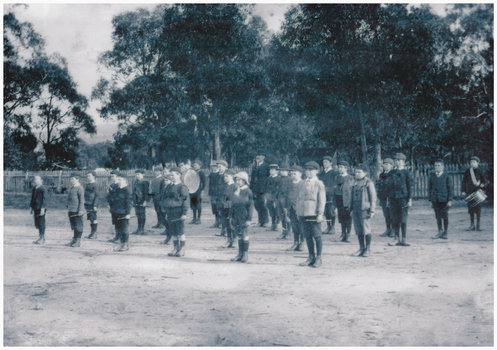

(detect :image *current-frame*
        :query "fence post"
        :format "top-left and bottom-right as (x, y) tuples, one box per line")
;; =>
(58, 170), (62, 193)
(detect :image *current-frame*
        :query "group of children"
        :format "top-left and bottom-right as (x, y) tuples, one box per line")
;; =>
(29, 155), (487, 266)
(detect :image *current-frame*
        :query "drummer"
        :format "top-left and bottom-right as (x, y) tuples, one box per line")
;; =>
(462, 156), (487, 231)
(188, 160), (206, 225)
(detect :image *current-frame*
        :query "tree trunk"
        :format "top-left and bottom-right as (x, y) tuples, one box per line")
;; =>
(214, 126), (221, 160)
(359, 115), (369, 165)
(373, 142), (382, 181)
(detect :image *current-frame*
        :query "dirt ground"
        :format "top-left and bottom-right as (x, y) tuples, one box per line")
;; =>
(3, 194), (493, 346)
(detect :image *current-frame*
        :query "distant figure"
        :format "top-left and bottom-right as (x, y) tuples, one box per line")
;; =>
(30, 175), (47, 244)
(429, 159), (453, 240)
(66, 173), (85, 247)
(461, 156), (487, 231)
(377, 158), (394, 238)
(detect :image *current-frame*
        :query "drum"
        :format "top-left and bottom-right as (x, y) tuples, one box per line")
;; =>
(465, 189), (487, 207)
(183, 169), (200, 194)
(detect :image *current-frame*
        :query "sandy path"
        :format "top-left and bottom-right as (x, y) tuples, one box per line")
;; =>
(4, 201), (493, 346)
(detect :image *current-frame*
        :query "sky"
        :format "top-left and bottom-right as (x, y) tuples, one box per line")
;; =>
(5, 3), (447, 144)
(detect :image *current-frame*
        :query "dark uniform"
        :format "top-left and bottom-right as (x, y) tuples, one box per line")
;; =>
(461, 156), (487, 231)
(276, 163), (292, 239)
(66, 176), (85, 247)
(376, 159), (394, 237)
(230, 172), (254, 263)
(150, 167), (165, 228)
(264, 166), (280, 231)
(218, 171), (237, 247)
(250, 160), (270, 226)
(287, 166), (303, 251)
(190, 164), (206, 224)
(132, 170), (149, 235)
(388, 153), (412, 247)
(429, 165), (453, 239)
(107, 176), (120, 243)
(112, 179), (133, 251)
(30, 183), (47, 244)
(208, 167), (221, 228)
(84, 177), (99, 239)
(318, 166), (338, 234)
(162, 176), (189, 257)
(333, 161), (354, 242)
(215, 167), (228, 235)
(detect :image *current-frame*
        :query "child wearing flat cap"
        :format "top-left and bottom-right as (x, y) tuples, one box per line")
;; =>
(208, 162), (221, 229)
(287, 166), (304, 251)
(230, 172), (254, 263)
(132, 169), (149, 235)
(190, 160), (206, 225)
(388, 153), (412, 247)
(84, 170), (99, 239)
(150, 166), (165, 229)
(332, 160), (355, 242)
(219, 169), (237, 248)
(297, 161), (326, 268)
(429, 159), (453, 239)
(66, 173), (85, 247)
(112, 172), (133, 251)
(461, 156), (487, 231)
(276, 163), (292, 239)
(30, 175), (47, 244)
(107, 171), (121, 243)
(264, 163), (281, 231)
(318, 156), (338, 235)
(349, 164), (377, 257)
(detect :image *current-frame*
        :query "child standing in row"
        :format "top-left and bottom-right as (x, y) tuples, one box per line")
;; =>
(30, 175), (47, 244)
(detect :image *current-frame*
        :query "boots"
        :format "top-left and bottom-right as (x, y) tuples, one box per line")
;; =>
(174, 241), (185, 257)
(115, 242), (129, 251)
(379, 229), (390, 237)
(225, 238), (235, 248)
(277, 229), (288, 239)
(108, 235), (120, 243)
(240, 241), (249, 263)
(161, 235), (172, 245)
(216, 228), (226, 237)
(361, 235), (371, 257)
(168, 240), (179, 256)
(353, 235), (365, 256)
(71, 238), (81, 247)
(313, 255), (322, 268)
(231, 240), (244, 261)
(66, 238), (77, 246)
(295, 241), (302, 251)
(33, 234), (45, 244)
(286, 242), (298, 251)
(86, 224), (98, 239)
(299, 255), (315, 266)
(441, 230), (448, 239)
(195, 218), (201, 225)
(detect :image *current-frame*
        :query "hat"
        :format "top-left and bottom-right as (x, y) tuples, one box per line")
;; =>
(170, 167), (182, 174)
(217, 160), (228, 167)
(87, 170), (97, 177)
(355, 164), (368, 173)
(279, 163), (290, 171)
(323, 156), (333, 163)
(70, 173), (80, 179)
(289, 165), (303, 173)
(470, 156), (480, 163)
(337, 160), (349, 168)
(394, 153), (406, 160)
(224, 169), (235, 176)
(255, 151), (266, 157)
(433, 158), (444, 164)
(269, 163), (279, 169)
(383, 158), (394, 165)
(135, 169), (145, 174)
(194, 159), (202, 167)
(210, 161), (218, 167)
(234, 171), (249, 185)
(304, 161), (320, 170)
(154, 165), (164, 171)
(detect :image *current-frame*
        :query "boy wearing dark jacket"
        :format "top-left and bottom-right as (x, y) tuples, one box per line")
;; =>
(112, 172), (133, 251)
(66, 173), (85, 247)
(230, 172), (254, 263)
(30, 175), (47, 244)
(429, 159), (453, 239)
(84, 171), (99, 239)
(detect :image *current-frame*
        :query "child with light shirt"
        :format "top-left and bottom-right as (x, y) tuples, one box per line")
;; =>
(230, 172), (254, 263)
(66, 173), (85, 247)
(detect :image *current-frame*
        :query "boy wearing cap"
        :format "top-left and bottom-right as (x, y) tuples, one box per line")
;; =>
(30, 175), (47, 244)
(190, 160), (206, 225)
(132, 169), (149, 235)
(377, 158), (394, 238)
(66, 173), (85, 247)
(112, 172), (133, 251)
(276, 163), (292, 239)
(388, 153), (412, 247)
(318, 156), (338, 235)
(158, 170), (173, 244)
(230, 172), (254, 263)
(219, 170), (237, 247)
(251, 153), (270, 227)
(349, 164), (377, 257)
(297, 161), (326, 268)
(84, 171), (99, 239)
(208, 162), (221, 228)
(107, 171), (121, 243)
(462, 156), (487, 231)
(429, 159), (453, 239)
(264, 163), (280, 231)
(163, 167), (190, 257)
(150, 166), (165, 229)
(333, 161), (355, 242)
(287, 166), (304, 251)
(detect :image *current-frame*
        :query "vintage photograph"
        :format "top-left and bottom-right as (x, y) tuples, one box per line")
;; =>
(3, 3), (493, 346)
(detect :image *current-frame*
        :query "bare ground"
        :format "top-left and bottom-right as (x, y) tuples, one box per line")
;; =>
(3, 199), (493, 346)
